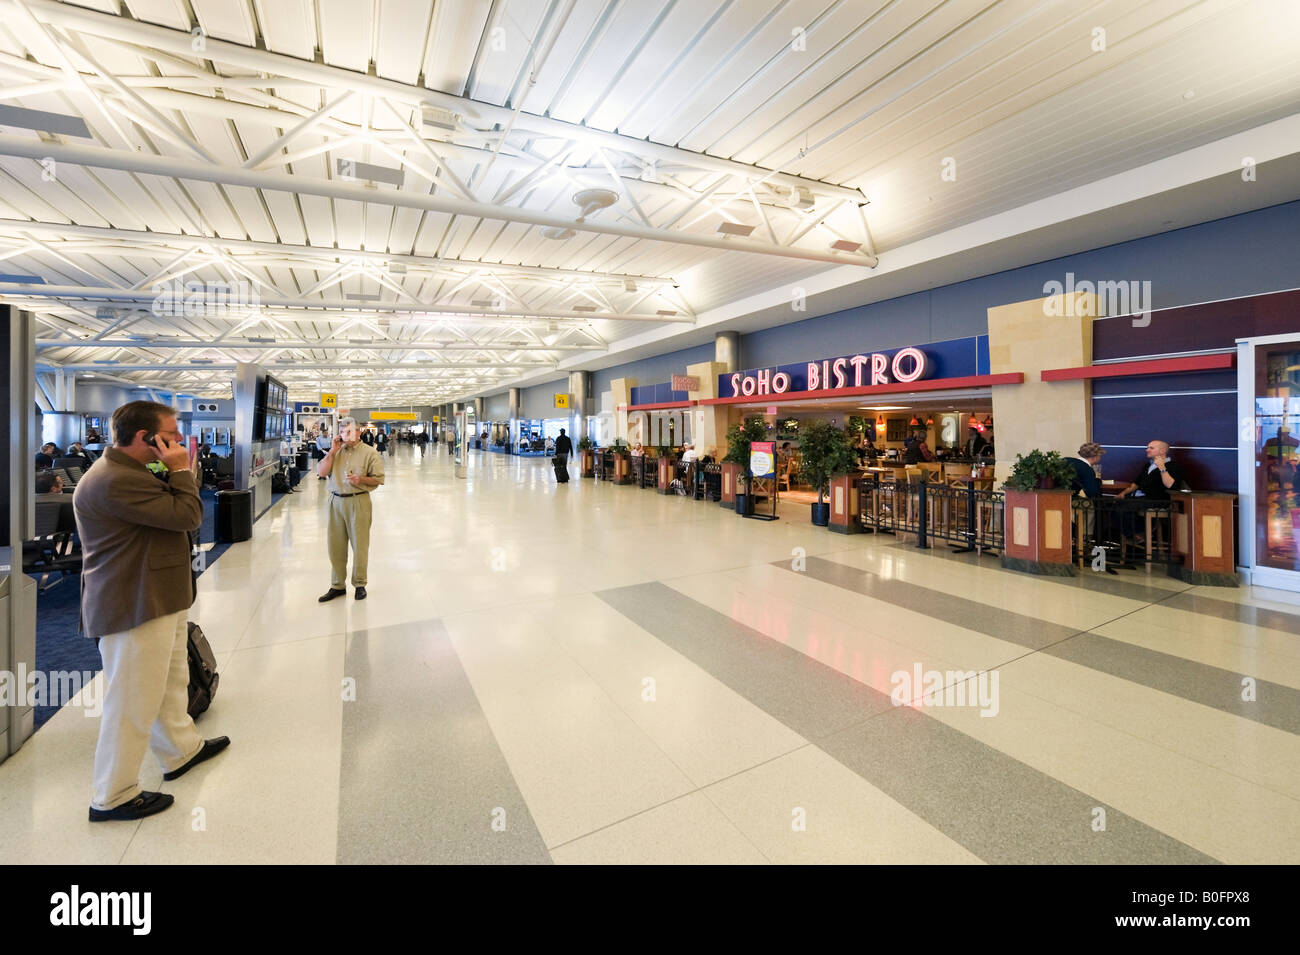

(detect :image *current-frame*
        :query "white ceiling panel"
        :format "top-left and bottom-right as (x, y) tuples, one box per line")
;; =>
(254, 0), (318, 59)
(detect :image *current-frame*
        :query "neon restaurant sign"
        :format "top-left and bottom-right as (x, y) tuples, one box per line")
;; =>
(722, 347), (930, 398)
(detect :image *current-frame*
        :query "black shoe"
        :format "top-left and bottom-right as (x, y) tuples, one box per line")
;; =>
(89, 791), (174, 822)
(355, 586), (367, 600)
(319, 588), (347, 602)
(163, 737), (231, 781)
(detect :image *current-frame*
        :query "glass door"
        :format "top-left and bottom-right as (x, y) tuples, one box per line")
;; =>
(1252, 341), (1300, 583)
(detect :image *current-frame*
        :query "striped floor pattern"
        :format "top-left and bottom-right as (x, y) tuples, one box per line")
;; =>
(2, 447), (1296, 864)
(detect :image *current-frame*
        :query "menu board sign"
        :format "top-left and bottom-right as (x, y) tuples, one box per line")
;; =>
(750, 441), (776, 478)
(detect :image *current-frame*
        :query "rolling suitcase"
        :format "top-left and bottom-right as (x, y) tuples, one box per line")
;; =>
(553, 454), (570, 483)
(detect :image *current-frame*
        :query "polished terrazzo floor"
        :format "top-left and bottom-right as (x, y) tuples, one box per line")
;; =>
(2, 445), (1298, 864)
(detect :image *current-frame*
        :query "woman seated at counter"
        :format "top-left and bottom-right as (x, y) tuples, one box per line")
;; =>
(630, 443), (645, 457)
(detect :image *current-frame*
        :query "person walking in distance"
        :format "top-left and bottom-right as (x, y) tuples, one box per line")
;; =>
(318, 416), (385, 601)
(553, 428), (574, 484)
(74, 401), (229, 822)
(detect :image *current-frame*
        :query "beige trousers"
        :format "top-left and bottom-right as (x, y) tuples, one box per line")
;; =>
(92, 609), (204, 810)
(328, 492), (373, 587)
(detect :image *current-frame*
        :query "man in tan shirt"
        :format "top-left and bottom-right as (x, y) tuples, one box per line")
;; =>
(74, 401), (229, 822)
(317, 416), (385, 601)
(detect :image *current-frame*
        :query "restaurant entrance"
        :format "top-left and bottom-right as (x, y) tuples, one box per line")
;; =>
(722, 389), (995, 504)
(1239, 333), (1300, 591)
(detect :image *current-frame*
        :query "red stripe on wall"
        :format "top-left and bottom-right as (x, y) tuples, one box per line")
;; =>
(1042, 353), (1235, 381)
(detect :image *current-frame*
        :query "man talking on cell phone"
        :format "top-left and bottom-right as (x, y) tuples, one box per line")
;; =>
(317, 416), (385, 602)
(74, 401), (230, 822)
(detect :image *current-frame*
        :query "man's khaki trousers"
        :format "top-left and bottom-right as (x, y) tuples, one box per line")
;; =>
(93, 609), (204, 810)
(328, 492), (372, 588)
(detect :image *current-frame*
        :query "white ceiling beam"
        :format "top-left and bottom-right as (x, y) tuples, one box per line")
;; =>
(4, 0), (867, 204)
(0, 282), (692, 323)
(0, 219), (679, 286)
(0, 135), (875, 266)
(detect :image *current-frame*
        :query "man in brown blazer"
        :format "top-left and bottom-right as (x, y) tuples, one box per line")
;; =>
(74, 401), (230, 822)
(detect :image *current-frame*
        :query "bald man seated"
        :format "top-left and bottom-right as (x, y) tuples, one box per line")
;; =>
(1116, 440), (1185, 501)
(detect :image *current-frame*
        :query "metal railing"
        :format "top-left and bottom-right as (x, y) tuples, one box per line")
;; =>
(857, 475), (1005, 554)
(1071, 497), (1176, 570)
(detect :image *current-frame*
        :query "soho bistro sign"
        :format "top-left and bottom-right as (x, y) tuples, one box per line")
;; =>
(723, 347), (930, 398)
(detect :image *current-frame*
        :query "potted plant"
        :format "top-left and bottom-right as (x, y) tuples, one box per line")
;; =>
(1001, 449), (1076, 491)
(577, 434), (594, 478)
(723, 416), (768, 516)
(610, 438), (632, 484)
(799, 421), (857, 526)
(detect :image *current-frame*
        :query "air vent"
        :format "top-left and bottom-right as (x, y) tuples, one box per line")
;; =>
(335, 158), (404, 188)
(572, 305), (598, 312)
(655, 309), (677, 316)
(345, 293), (380, 302)
(471, 299), (498, 307)
(830, 239), (862, 253)
(716, 222), (755, 237)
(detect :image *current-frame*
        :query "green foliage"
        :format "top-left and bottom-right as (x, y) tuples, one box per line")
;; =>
(610, 438), (628, 453)
(577, 435), (592, 451)
(1002, 449), (1076, 491)
(723, 416), (769, 490)
(799, 420), (858, 503)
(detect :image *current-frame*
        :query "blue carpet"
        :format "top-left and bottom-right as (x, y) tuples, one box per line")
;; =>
(31, 486), (290, 729)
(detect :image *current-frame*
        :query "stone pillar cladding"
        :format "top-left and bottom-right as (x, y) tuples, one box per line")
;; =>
(987, 290), (1095, 485)
(686, 360), (730, 459)
(508, 387), (520, 446)
(568, 370), (589, 441)
(611, 378), (635, 442)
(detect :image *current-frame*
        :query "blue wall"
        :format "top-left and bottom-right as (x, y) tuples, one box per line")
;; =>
(591, 342), (715, 397)
(520, 378), (566, 419)
(738, 199), (1300, 369)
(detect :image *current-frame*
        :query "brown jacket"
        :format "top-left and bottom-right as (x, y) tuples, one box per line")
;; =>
(73, 448), (203, 637)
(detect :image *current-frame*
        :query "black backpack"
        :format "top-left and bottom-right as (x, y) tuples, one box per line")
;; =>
(187, 622), (219, 719)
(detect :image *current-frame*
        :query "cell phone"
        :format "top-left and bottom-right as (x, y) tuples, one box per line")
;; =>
(144, 431), (158, 446)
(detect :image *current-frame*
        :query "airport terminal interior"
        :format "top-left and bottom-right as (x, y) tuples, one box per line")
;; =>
(2, 0), (1300, 866)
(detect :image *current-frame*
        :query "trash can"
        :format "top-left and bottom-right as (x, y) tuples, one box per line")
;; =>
(295, 451), (309, 473)
(215, 489), (252, 543)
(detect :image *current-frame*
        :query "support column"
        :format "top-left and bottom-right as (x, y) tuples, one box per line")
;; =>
(715, 331), (740, 373)
(507, 387), (520, 451)
(987, 290), (1095, 484)
(568, 370), (589, 443)
(611, 378), (636, 443)
(2, 305), (37, 762)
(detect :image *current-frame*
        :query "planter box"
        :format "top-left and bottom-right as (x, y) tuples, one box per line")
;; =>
(1169, 492), (1239, 586)
(720, 462), (743, 510)
(579, 449), (594, 478)
(657, 455), (676, 493)
(827, 475), (860, 534)
(1001, 488), (1075, 576)
(612, 453), (633, 484)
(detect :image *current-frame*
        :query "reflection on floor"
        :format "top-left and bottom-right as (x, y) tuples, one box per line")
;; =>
(2, 445), (1299, 864)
